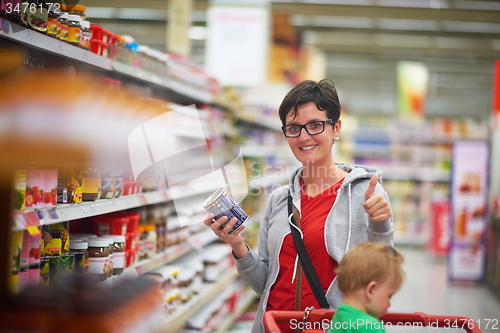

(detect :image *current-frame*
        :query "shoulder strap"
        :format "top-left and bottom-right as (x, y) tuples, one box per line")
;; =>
(288, 191), (329, 309)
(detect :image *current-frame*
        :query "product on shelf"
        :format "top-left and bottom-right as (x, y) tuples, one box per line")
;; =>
(69, 239), (89, 275)
(87, 238), (111, 282)
(79, 20), (91, 50)
(137, 224), (157, 260)
(62, 4), (86, 19)
(66, 14), (81, 46)
(91, 214), (129, 236)
(57, 166), (82, 204)
(177, 267), (196, 303)
(111, 234), (126, 275)
(57, 12), (68, 41)
(26, 167), (57, 207)
(202, 244), (232, 282)
(46, 4), (59, 38)
(13, 168), (26, 211)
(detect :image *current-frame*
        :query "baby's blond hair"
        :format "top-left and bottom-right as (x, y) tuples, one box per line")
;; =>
(336, 242), (404, 294)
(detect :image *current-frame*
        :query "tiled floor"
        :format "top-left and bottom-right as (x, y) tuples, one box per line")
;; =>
(387, 246), (500, 333)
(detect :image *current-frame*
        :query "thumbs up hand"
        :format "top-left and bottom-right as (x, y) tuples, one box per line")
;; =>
(362, 174), (392, 222)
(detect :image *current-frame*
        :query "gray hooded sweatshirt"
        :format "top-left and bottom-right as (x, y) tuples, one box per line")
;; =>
(234, 163), (394, 333)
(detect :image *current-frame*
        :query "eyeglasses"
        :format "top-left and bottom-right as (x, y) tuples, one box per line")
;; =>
(282, 119), (335, 138)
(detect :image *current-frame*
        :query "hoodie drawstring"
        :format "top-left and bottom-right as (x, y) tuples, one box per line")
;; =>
(345, 183), (352, 253)
(288, 212), (303, 284)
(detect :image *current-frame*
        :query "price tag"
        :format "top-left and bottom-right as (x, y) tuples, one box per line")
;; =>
(57, 41), (63, 54)
(90, 205), (97, 214)
(25, 211), (40, 226)
(139, 195), (148, 206)
(79, 205), (92, 216)
(26, 225), (41, 237)
(46, 208), (59, 220)
(13, 212), (27, 228)
(191, 237), (203, 252)
(25, 29), (33, 44)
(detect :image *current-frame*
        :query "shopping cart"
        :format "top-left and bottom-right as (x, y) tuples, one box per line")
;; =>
(263, 309), (483, 333)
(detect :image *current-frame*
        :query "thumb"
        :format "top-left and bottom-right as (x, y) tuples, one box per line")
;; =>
(365, 174), (378, 201)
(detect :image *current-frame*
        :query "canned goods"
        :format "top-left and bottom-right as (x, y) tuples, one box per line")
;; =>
(203, 188), (248, 234)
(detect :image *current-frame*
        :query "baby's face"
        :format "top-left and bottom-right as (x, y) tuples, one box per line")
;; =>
(365, 276), (399, 319)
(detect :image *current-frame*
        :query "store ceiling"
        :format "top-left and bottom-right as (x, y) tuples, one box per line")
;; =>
(80, 0), (500, 118)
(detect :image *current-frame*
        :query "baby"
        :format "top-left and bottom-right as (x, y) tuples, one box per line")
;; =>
(328, 242), (404, 333)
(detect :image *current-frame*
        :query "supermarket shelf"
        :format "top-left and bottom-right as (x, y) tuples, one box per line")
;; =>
(112, 62), (211, 104)
(214, 288), (258, 333)
(249, 173), (290, 189)
(236, 112), (282, 132)
(12, 178), (226, 231)
(381, 166), (450, 182)
(162, 268), (240, 333)
(133, 228), (218, 275)
(102, 228), (218, 288)
(12, 191), (170, 231)
(242, 145), (287, 158)
(0, 20), (112, 70)
(0, 20), (211, 105)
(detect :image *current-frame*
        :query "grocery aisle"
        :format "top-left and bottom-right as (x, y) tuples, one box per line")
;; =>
(388, 246), (500, 333)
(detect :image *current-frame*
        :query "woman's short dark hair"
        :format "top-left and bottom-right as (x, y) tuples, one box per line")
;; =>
(278, 79), (341, 125)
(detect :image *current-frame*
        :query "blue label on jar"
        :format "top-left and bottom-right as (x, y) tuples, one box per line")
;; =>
(205, 189), (248, 234)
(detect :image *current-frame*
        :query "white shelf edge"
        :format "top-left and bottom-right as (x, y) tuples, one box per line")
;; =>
(0, 20), (112, 70)
(12, 180), (223, 231)
(112, 61), (212, 104)
(0, 20), (212, 105)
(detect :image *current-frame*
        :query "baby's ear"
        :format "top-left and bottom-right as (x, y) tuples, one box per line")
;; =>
(364, 281), (377, 300)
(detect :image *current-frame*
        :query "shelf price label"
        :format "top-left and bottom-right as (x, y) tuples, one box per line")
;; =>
(139, 194), (148, 206)
(14, 211), (41, 236)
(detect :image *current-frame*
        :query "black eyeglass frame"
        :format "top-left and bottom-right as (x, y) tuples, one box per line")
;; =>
(281, 119), (335, 138)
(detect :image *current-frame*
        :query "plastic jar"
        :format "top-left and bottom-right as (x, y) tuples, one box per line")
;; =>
(90, 24), (103, 41)
(79, 20), (91, 50)
(87, 239), (110, 282)
(66, 14), (81, 46)
(100, 167), (116, 199)
(82, 167), (100, 200)
(101, 42), (109, 58)
(143, 225), (157, 259)
(67, 4), (86, 20)
(90, 39), (101, 55)
(57, 12), (69, 41)
(92, 215), (129, 236)
(69, 240), (89, 274)
(47, 5), (60, 38)
(95, 237), (114, 278)
(178, 268), (195, 302)
(111, 235), (125, 275)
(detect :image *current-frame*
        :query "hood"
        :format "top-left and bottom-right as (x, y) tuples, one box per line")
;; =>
(288, 162), (383, 199)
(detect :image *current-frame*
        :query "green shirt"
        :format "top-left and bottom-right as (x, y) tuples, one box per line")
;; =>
(327, 304), (386, 333)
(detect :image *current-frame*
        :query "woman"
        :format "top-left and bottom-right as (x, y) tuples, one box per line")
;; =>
(204, 79), (394, 333)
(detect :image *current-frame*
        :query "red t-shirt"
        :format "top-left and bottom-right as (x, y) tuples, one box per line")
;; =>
(266, 178), (344, 333)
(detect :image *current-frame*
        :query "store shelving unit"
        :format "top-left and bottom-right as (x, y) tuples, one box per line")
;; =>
(0, 18), (273, 333)
(346, 116), (488, 246)
(163, 268), (239, 333)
